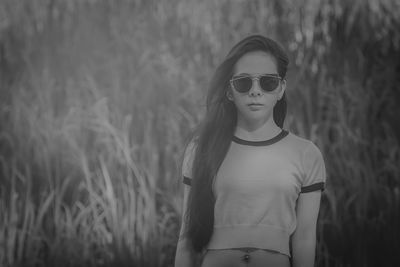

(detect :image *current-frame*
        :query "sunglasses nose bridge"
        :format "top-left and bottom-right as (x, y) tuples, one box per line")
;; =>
(249, 76), (263, 95)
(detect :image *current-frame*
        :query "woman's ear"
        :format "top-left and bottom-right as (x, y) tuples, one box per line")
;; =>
(278, 79), (286, 100)
(226, 90), (234, 101)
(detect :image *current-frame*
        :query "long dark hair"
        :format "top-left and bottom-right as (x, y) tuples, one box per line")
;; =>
(185, 35), (289, 252)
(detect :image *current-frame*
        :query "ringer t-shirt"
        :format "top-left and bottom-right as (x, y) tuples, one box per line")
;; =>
(182, 129), (326, 257)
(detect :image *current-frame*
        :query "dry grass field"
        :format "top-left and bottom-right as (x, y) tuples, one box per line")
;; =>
(0, 0), (399, 266)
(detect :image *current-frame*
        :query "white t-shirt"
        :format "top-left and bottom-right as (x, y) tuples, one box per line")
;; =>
(182, 129), (326, 257)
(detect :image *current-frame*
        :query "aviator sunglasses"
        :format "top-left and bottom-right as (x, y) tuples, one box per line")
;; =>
(230, 74), (282, 93)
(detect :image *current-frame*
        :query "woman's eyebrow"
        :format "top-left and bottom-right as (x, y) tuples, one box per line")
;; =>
(233, 72), (279, 77)
(233, 72), (250, 76)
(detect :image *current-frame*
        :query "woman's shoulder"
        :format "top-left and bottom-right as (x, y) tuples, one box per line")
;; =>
(282, 130), (323, 158)
(284, 131), (314, 148)
(281, 132), (325, 173)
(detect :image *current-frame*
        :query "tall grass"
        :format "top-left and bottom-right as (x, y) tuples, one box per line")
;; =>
(0, 70), (188, 266)
(0, 0), (399, 266)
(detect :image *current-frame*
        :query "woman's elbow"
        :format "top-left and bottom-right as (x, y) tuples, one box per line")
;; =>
(293, 224), (317, 241)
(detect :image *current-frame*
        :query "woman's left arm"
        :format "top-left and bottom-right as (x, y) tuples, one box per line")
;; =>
(291, 190), (322, 267)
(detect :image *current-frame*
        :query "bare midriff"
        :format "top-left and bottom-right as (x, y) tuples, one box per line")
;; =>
(201, 247), (290, 267)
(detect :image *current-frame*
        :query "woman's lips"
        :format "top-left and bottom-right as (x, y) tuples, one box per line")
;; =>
(248, 103), (264, 110)
(248, 103), (263, 105)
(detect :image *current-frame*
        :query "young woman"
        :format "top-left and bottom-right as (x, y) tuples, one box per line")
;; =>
(174, 35), (326, 267)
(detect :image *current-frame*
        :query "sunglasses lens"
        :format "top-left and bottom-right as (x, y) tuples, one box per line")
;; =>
(232, 77), (252, 93)
(260, 76), (280, 92)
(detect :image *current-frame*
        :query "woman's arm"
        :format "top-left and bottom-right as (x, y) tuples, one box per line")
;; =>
(174, 239), (196, 267)
(174, 184), (197, 267)
(291, 191), (322, 267)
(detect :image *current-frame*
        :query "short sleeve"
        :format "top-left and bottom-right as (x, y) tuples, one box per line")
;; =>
(300, 142), (326, 193)
(182, 141), (196, 186)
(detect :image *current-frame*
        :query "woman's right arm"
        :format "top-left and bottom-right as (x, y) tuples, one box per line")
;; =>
(174, 184), (198, 267)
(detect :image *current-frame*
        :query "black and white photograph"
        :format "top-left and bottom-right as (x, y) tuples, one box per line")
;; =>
(0, 0), (399, 266)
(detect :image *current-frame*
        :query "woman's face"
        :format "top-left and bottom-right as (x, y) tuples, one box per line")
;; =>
(228, 51), (286, 126)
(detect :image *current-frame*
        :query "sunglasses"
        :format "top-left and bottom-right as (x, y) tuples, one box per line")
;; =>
(230, 74), (282, 93)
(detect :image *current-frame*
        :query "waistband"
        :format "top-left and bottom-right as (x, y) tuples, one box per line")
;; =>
(206, 225), (291, 257)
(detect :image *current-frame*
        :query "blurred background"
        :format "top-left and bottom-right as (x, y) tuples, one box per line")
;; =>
(0, 0), (399, 266)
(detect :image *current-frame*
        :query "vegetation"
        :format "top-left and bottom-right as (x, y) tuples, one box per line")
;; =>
(0, 0), (399, 266)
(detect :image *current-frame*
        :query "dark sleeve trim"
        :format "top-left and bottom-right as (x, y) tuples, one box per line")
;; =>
(300, 182), (325, 193)
(183, 176), (192, 186)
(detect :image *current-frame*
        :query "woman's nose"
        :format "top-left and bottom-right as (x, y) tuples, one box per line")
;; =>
(249, 79), (263, 96)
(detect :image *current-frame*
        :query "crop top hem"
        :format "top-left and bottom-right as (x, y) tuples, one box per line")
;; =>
(206, 225), (291, 257)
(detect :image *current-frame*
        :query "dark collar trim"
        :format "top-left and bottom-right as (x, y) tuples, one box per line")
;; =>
(232, 129), (289, 146)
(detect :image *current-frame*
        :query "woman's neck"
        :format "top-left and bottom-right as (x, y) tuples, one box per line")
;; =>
(234, 116), (282, 141)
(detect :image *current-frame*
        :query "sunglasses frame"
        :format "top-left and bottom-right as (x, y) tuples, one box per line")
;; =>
(229, 74), (283, 94)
